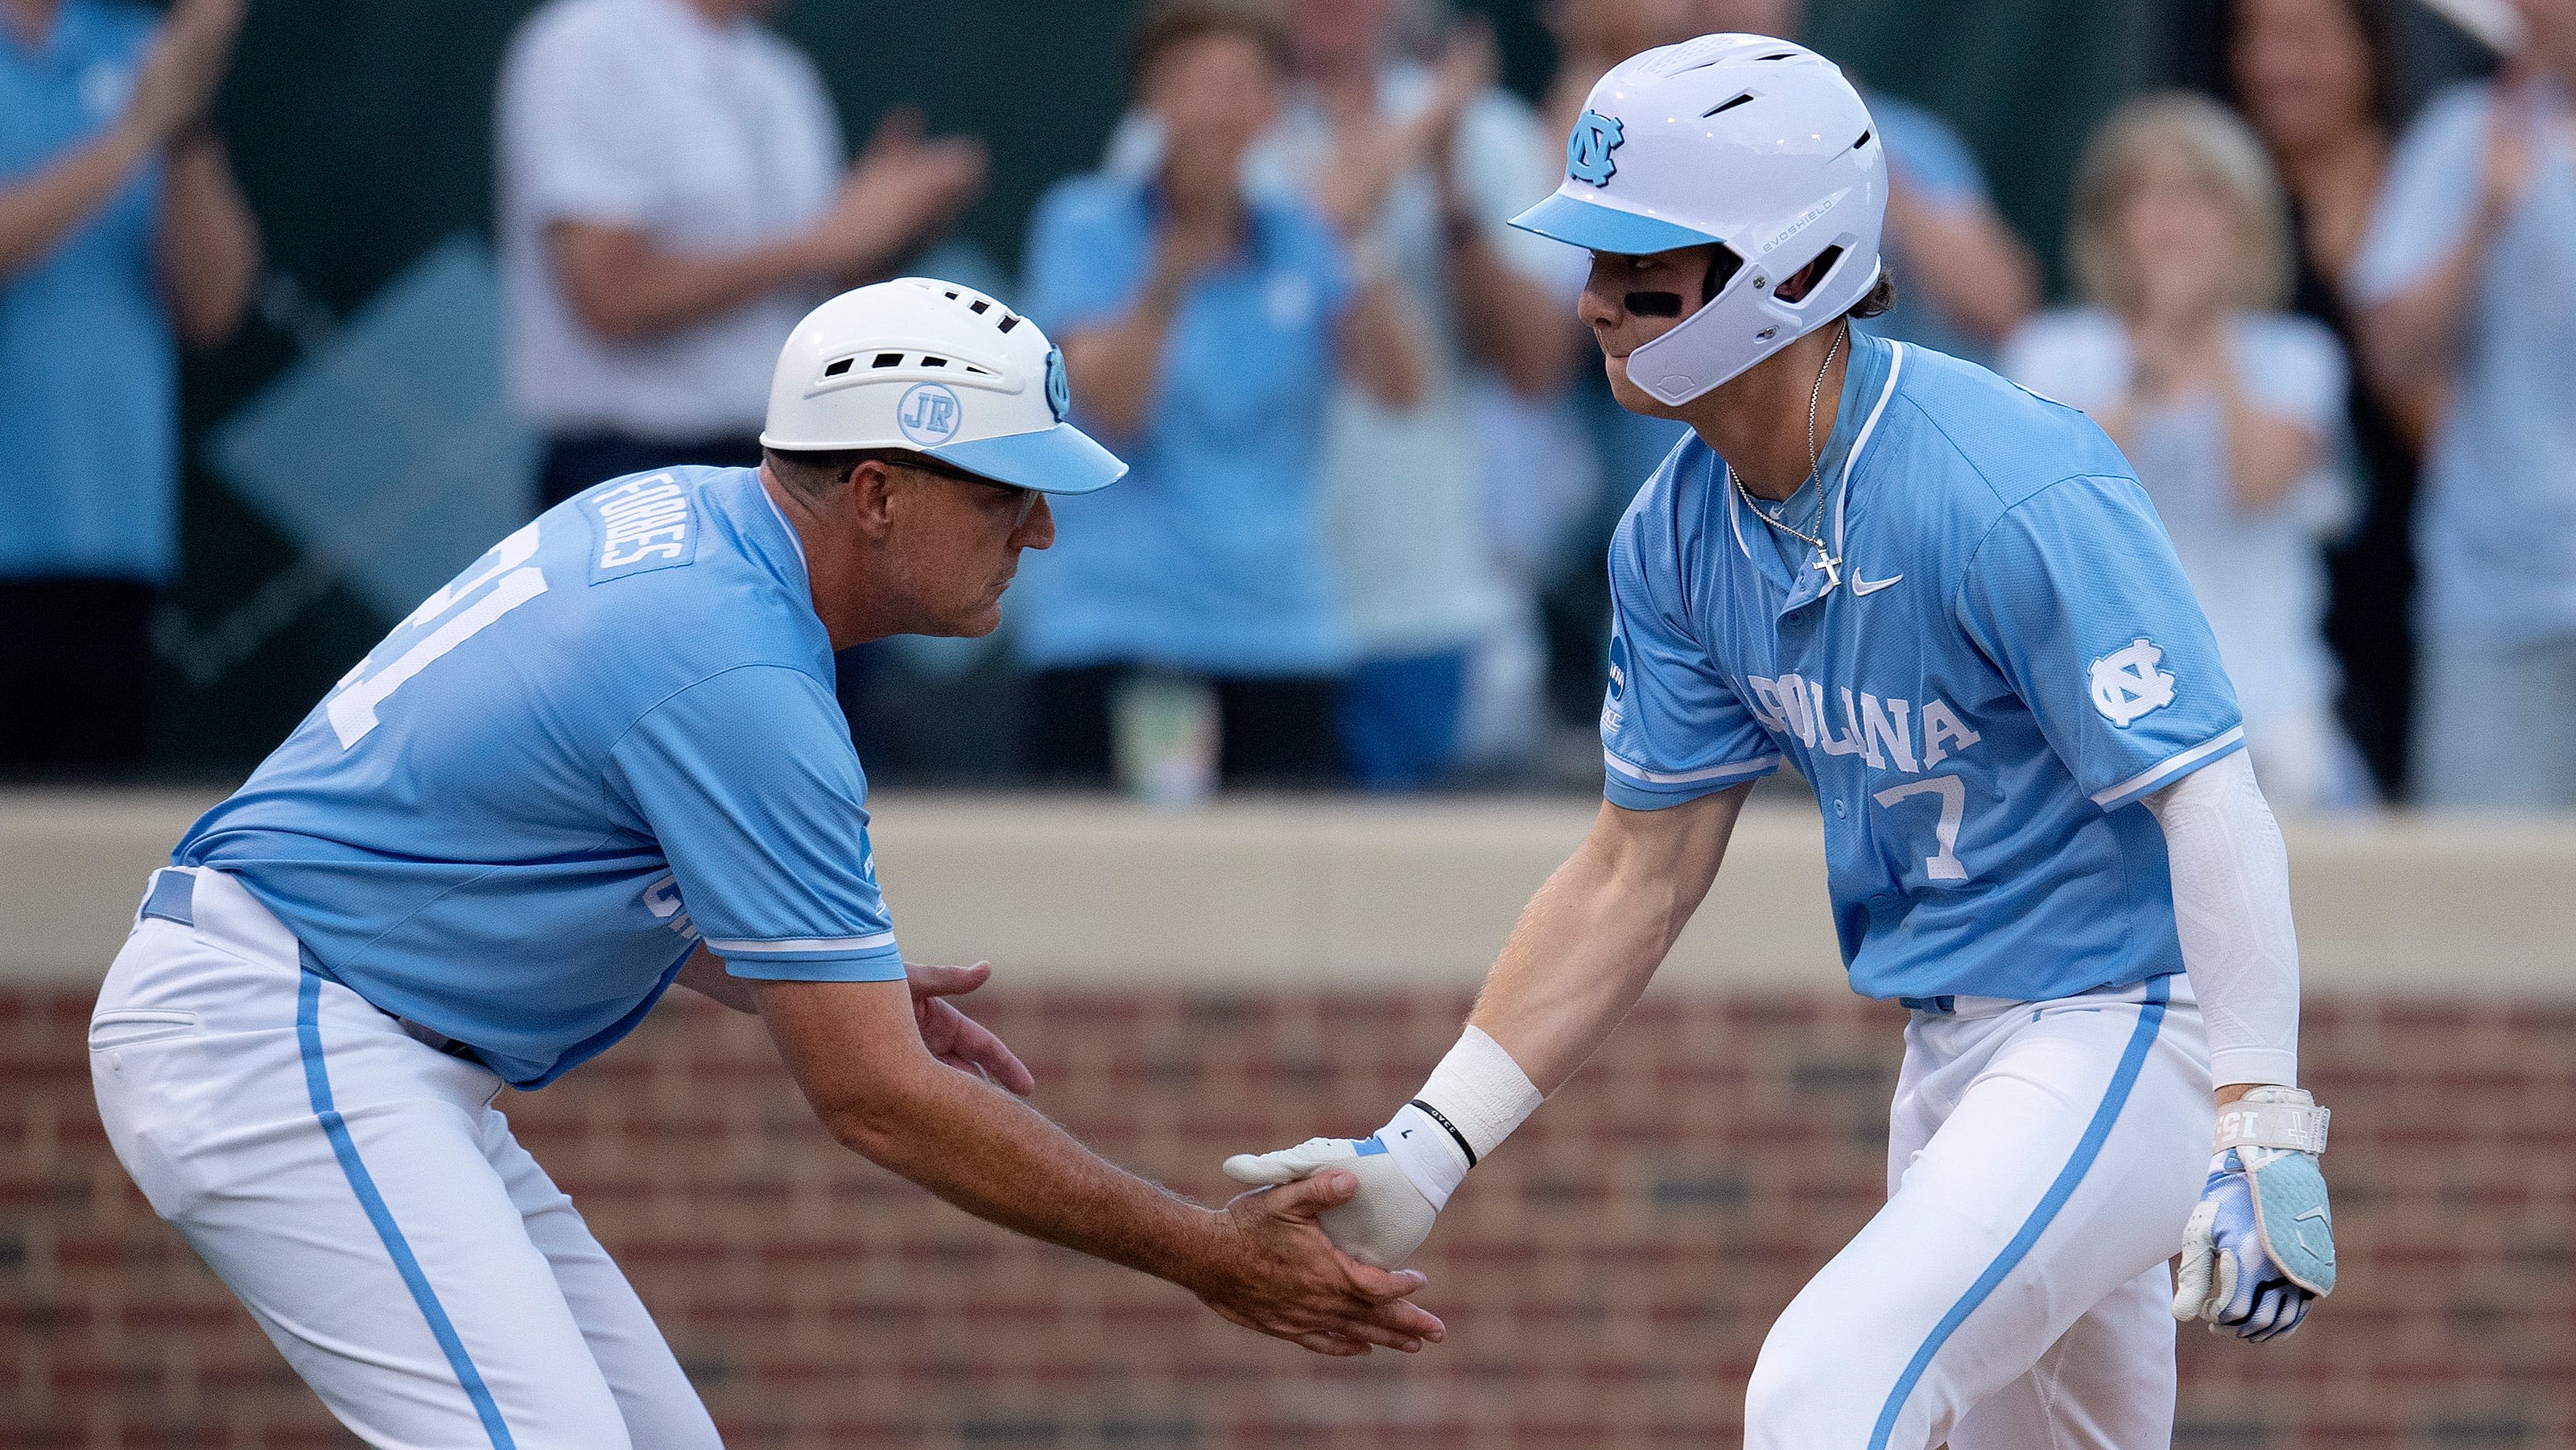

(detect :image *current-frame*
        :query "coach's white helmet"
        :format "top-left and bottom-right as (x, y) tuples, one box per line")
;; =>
(1510, 35), (1886, 405)
(760, 278), (1126, 494)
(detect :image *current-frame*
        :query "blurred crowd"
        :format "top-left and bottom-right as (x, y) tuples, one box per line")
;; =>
(6, 0), (2574, 809)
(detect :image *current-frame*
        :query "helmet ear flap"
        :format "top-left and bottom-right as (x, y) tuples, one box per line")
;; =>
(1774, 243), (1849, 307)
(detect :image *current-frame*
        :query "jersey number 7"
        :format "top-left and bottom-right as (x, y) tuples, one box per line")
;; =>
(1872, 774), (1970, 882)
(326, 521), (549, 750)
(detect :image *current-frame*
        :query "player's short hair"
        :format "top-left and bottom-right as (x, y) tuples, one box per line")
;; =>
(1128, 0), (1294, 93)
(1846, 267), (1897, 322)
(2066, 92), (2294, 316)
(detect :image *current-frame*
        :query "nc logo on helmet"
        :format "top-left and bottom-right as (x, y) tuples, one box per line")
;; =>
(897, 382), (962, 445)
(1044, 346), (1071, 423)
(1567, 109), (1624, 187)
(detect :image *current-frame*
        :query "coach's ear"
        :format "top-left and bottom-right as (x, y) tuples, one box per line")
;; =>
(846, 458), (900, 538)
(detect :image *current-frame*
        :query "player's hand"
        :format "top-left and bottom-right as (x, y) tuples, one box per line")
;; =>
(1224, 1134), (1439, 1270)
(2173, 1143), (2337, 1341)
(904, 960), (1034, 1096)
(1192, 1170), (1446, 1357)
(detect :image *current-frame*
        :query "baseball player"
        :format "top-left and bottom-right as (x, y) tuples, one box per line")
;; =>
(1226, 38), (2335, 1449)
(89, 278), (1441, 1447)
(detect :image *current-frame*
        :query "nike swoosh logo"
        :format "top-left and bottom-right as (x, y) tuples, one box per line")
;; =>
(1852, 573), (1903, 596)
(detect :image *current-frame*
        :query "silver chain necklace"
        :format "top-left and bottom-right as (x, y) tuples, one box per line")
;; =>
(1733, 322), (1847, 592)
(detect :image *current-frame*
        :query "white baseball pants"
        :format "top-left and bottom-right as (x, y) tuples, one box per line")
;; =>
(90, 866), (722, 1449)
(1745, 977), (2215, 1450)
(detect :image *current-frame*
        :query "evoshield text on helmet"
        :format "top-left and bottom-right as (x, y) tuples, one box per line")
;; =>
(1509, 35), (1887, 405)
(761, 278), (1127, 494)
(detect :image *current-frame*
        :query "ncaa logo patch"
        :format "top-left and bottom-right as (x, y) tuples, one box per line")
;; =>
(2089, 638), (2177, 727)
(1044, 347), (1071, 423)
(898, 382), (963, 445)
(1567, 109), (1624, 187)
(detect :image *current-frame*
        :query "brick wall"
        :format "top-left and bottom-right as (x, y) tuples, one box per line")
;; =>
(7, 985), (2572, 1448)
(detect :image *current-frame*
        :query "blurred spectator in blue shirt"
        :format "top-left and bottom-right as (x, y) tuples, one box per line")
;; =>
(2212, 0), (2429, 800)
(1015, 0), (1425, 787)
(2004, 94), (2368, 813)
(1690, 0), (2041, 361)
(2351, 0), (2576, 810)
(0, 0), (258, 774)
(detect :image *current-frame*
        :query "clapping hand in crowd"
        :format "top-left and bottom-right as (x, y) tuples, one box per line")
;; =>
(811, 104), (989, 282)
(125, 0), (245, 146)
(2477, 69), (2575, 229)
(1312, 19), (1496, 236)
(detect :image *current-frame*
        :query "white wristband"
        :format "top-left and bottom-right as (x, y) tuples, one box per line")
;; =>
(2215, 1085), (2330, 1155)
(1373, 1026), (1543, 1211)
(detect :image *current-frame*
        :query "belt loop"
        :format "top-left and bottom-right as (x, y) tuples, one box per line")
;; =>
(139, 868), (198, 927)
(1898, 994), (1956, 1015)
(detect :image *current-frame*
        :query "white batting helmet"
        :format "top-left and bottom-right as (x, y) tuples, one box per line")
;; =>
(1510, 35), (1887, 405)
(760, 278), (1126, 494)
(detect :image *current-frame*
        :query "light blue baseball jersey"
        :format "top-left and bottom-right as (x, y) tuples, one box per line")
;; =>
(1602, 331), (2245, 1004)
(177, 466), (904, 1088)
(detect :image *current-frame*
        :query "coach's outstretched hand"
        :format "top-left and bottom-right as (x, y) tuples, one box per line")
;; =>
(904, 961), (1035, 1096)
(1193, 1170), (1447, 1357)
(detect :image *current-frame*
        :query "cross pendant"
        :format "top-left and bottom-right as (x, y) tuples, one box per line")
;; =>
(1813, 551), (1842, 591)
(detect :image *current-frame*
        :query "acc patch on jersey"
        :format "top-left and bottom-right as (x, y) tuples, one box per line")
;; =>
(2088, 637), (2177, 727)
(584, 473), (700, 584)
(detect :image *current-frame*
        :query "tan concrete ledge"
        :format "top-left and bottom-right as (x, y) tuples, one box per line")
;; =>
(4, 788), (2570, 994)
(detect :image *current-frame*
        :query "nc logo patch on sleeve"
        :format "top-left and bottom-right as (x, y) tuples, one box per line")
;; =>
(1567, 109), (1624, 186)
(2089, 637), (2178, 727)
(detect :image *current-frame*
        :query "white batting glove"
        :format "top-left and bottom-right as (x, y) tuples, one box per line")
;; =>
(1223, 1027), (1542, 1270)
(1224, 1132), (1445, 1270)
(2174, 1087), (2336, 1341)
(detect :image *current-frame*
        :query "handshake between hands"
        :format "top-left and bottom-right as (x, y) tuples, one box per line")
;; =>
(1212, 1027), (1546, 1355)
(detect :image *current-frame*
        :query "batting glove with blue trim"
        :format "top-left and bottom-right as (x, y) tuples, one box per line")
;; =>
(1223, 1132), (1443, 1270)
(2173, 1087), (2336, 1341)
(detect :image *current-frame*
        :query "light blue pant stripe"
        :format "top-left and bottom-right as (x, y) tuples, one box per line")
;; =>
(296, 972), (518, 1450)
(1866, 976), (2171, 1450)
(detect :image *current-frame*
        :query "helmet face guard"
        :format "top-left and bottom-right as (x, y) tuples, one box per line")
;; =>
(1510, 35), (1888, 405)
(1624, 225), (1880, 406)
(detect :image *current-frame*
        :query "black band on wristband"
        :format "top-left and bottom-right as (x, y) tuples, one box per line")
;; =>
(1408, 1098), (1477, 1168)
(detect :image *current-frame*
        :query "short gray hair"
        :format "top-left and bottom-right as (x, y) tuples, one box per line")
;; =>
(764, 446), (898, 503)
(2066, 92), (2294, 316)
